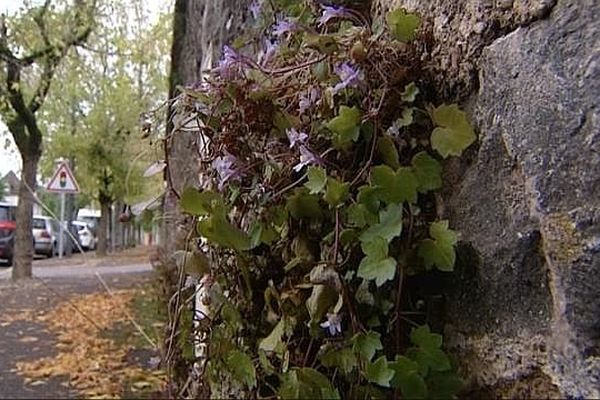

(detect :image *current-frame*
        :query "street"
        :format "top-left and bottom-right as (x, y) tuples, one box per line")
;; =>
(0, 250), (164, 398)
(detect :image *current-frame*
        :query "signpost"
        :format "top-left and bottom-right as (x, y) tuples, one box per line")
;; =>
(46, 162), (80, 258)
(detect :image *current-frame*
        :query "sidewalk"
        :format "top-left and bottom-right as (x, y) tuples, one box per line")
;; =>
(0, 266), (164, 398)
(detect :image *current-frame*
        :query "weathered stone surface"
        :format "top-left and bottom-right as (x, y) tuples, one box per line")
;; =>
(444, 0), (599, 397)
(372, 0), (556, 98)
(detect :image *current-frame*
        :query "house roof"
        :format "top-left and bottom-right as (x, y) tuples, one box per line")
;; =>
(0, 171), (20, 195)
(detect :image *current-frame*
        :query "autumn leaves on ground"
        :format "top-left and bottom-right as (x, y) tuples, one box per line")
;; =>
(0, 269), (167, 399)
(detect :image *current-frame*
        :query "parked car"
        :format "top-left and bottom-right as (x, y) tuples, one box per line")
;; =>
(72, 220), (96, 251)
(32, 216), (80, 257)
(0, 202), (17, 265)
(32, 216), (59, 257)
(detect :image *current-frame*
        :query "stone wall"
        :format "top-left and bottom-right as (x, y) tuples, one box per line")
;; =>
(375, 0), (599, 397)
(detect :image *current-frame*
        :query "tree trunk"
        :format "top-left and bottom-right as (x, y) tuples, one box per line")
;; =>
(97, 200), (110, 256)
(12, 153), (39, 280)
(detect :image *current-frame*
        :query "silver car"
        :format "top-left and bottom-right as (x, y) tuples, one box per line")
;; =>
(32, 216), (75, 257)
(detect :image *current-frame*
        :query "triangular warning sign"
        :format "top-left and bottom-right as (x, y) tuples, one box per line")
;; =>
(46, 162), (80, 193)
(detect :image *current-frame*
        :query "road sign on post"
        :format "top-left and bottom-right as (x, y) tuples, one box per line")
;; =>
(46, 162), (80, 193)
(46, 162), (79, 258)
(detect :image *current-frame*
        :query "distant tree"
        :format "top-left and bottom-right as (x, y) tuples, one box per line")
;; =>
(39, 0), (171, 255)
(0, 0), (96, 279)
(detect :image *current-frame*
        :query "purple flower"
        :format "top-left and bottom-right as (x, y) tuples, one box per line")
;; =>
(286, 128), (308, 149)
(272, 17), (300, 37)
(332, 62), (363, 94)
(320, 313), (342, 336)
(258, 39), (278, 65)
(212, 151), (239, 189)
(318, 5), (353, 26)
(293, 146), (321, 172)
(249, 0), (262, 19)
(214, 45), (245, 79)
(298, 87), (320, 114)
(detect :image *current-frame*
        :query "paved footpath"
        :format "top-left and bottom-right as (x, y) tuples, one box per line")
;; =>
(0, 264), (154, 399)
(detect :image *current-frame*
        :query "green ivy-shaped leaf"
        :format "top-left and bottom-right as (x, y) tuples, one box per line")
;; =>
(324, 177), (349, 207)
(320, 347), (357, 374)
(357, 185), (381, 214)
(371, 165), (418, 204)
(278, 368), (341, 399)
(326, 105), (361, 146)
(430, 104), (476, 158)
(410, 325), (443, 349)
(287, 189), (323, 219)
(396, 107), (414, 128)
(304, 33), (339, 55)
(417, 220), (457, 271)
(386, 8), (421, 42)
(347, 203), (377, 228)
(377, 135), (400, 169)
(358, 237), (397, 286)
(401, 82), (420, 102)
(411, 152), (442, 193)
(259, 319), (286, 356)
(407, 325), (452, 375)
(180, 188), (224, 216)
(305, 166), (327, 194)
(352, 331), (383, 362)
(358, 254), (396, 287)
(366, 356), (395, 387)
(359, 203), (403, 244)
(197, 214), (251, 251)
(225, 350), (257, 388)
(390, 357), (428, 399)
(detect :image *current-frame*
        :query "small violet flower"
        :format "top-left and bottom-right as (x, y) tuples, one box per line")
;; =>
(272, 17), (300, 37)
(332, 62), (363, 94)
(249, 0), (262, 19)
(318, 5), (353, 26)
(212, 151), (238, 189)
(215, 45), (244, 79)
(320, 313), (342, 336)
(286, 128), (308, 149)
(298, 87), (320, 114)
(293, 145), (321, 172)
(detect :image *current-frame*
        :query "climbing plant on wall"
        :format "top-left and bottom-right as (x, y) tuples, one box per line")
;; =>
(166, 1), (475, 398)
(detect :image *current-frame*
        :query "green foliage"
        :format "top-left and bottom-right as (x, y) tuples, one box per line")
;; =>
(366, 356), (395, 387)
(418, 220), (458, 271)
(279, 368), (340, 399)
(371, 165), (418, 204)
(324, 177), (349, 207)
(320, 347), (357, 374)
(326, 106), (362, 147)
(305, 166), (327, 194)
(412, 152), (443, 193)
(386, 9), (421, 42)
(352, 331), (383, 362)
(225, 350), (257, 388)
(430, 104), (476, 158)
(358, 236), (397, 286)
(170, 2), (475, 397)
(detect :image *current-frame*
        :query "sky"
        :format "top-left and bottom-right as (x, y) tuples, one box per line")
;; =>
(0, 0), (169, 178)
